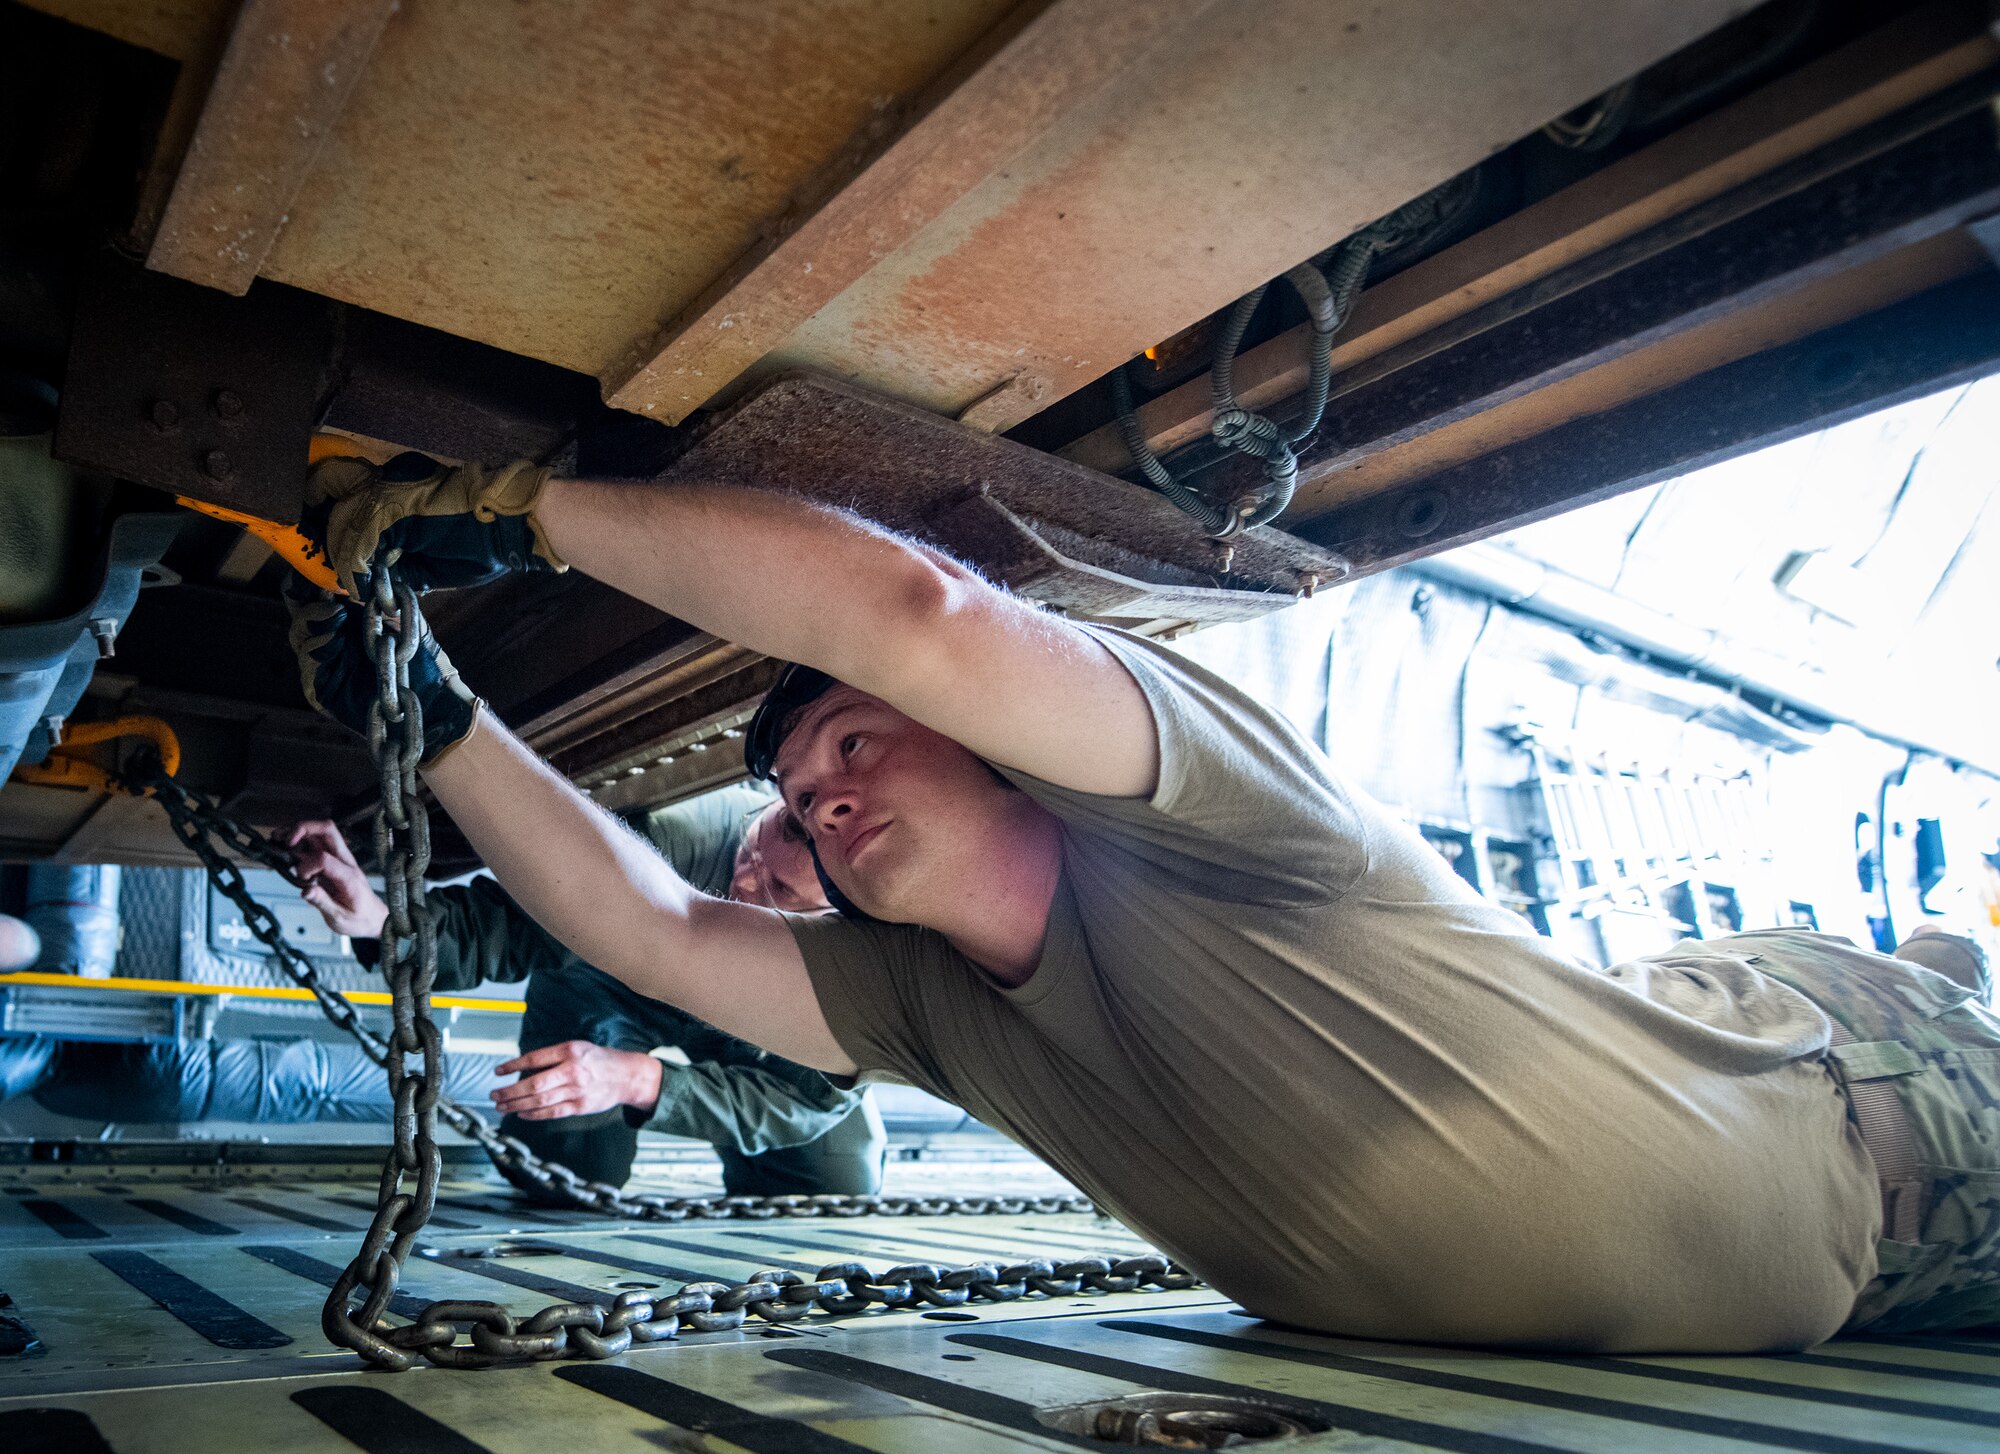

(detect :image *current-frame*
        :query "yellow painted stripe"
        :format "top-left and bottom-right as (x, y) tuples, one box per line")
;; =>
(0, 970), (523, 1014)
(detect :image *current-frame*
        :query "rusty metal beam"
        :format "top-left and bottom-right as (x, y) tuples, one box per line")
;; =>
(424, 368), (1350, 800)
(552, 657), (781, 791)
(146, 0), (398, 295)
(1159, 62), (2000, 524)
(1293, 270), (2000, 580)
(54, 262), (338, 522)
(1059, 0), (2000, 480)
(1293, 229), (1983, 510)
(53, 258), (604, 521)
(759, 0), (1755, 433)
(604, 0), (1218, 425)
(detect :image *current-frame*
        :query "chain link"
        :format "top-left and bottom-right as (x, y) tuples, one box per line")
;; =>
(390, 1251), (1198, 1368)
(139, 759), (1100, 1224)
(127, 555), (1193, 1367)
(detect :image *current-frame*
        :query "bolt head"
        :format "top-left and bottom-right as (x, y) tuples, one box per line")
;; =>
(148, 399), (181, 432)
(210, 388), (245, 420)
(200, 448), (236, 480)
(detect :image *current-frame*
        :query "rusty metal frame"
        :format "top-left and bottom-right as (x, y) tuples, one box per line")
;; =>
(52, 258), (608, 522)
(1293, 269), (2000, 577)
(1154, 63), (2000, 522)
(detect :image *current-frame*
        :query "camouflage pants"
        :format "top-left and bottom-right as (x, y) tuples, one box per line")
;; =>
(1732, 930), (2000, 1335)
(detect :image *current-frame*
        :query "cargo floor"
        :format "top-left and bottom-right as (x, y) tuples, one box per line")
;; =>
(3, 1157), (1996, 1452)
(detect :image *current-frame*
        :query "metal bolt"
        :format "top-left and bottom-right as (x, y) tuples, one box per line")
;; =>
(1299, 573), (1318, 600)
(210, 388), (245, 420)
(147, 399), (181, 433)
(200, 448), (236, 481)
(40, 715), (62, 749)
(90, 617), (119, 658)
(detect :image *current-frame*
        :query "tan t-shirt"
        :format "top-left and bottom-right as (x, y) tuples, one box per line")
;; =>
(787, 626), (1880, 1352)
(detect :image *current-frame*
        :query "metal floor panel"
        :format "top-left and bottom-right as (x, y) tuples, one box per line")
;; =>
(4, 1169), (1998, 1453)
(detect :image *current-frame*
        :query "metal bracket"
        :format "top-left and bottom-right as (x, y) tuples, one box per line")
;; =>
(663, 372), (1347, 626)
(53, 255), (605, 523)
(55, 258), (337, 523)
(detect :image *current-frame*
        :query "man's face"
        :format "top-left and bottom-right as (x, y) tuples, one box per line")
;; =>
(727, 801), (828, 913)
(769, 685), (1021, 923)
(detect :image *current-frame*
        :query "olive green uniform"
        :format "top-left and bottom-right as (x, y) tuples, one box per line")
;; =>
(370, 785), (883, 1195)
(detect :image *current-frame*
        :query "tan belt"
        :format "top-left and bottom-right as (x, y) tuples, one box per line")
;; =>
(1826, 1022), (1926, 1244)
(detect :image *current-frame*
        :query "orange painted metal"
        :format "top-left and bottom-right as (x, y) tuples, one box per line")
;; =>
(10, 716), (182, 796)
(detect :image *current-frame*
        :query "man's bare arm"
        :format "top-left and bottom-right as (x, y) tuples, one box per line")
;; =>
(539, 479), (1160, 799)
(421, 709), (856, 1076)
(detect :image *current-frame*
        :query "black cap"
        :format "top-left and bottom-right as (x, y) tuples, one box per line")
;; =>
(744, 662), (837, 780)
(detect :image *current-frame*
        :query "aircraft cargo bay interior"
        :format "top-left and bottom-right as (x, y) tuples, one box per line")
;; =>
(2, 2), (1999, 1451)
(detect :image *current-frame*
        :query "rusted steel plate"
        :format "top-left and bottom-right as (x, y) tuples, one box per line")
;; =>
(53, 260), (337, 523)
(50, 259), (604, 521)
(259, 0), (1021, 377)
(147, 0), (399, 296)
(604, 0), (1220, 424)
(762, 0), (1755, 432)
(659, 371), (1345, 621)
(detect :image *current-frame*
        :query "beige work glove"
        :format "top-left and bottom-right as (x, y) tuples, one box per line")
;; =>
(302, 451), (565, 597)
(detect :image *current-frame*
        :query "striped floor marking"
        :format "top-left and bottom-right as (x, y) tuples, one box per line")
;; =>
(1546, 1351), (2000, 1428)
(516, 1239), (722, 1285)
(238, 1244), (434, 1322)
(408, 1247), (615, 1308)
(293, 1386), (495, 1454)
(1789, 1351), (2000, 1388)
(765, 1345), (1099, 1447)
(950, 1330), (1570, 1454)
(0, 1407), (115, 1454)
(619, 1231), (827, 1275)
(1104, 1320), (1975, 1451)
(320, 1195), (478, 1231)
(19, 1199), (108, 1240)
(225, 1197), (363, 1233)
(124, 1198), (238, 1237)
(90, 1251), (291, 1350)
(556, 1363), (873, 1454)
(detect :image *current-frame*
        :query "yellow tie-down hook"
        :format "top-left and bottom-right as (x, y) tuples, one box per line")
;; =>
(10, 715), (181, 796)
(12, 441), (370, 793)
(169, 434), (370, 594)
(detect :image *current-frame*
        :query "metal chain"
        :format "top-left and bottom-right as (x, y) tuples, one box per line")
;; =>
(138, 761), (1100, 1222)
(145, 760), (1096, 1221)
(390, 1251), (1198, 1368)
(311, 558), (444, 1367)
(128, 557), (1191, 1367)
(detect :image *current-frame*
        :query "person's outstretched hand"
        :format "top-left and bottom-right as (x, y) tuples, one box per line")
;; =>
(287, 820), (390, 941)
(301, 451), (564, 597)
(491, 1041), (666, 1121)
(283, 573), (482, 765)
